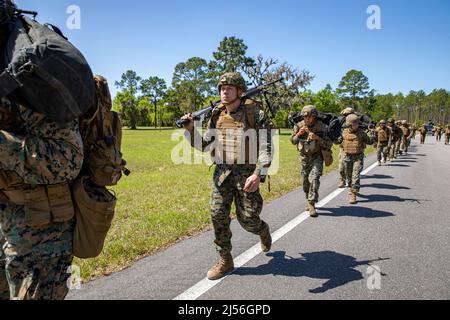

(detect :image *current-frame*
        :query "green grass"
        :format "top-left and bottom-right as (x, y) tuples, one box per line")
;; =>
(75, 128), (374, 280)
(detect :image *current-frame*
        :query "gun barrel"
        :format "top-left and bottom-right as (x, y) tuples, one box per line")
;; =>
(175, 78), (283, 128)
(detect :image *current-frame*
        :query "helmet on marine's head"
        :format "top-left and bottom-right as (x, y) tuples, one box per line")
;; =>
(301, 105), (319, 118)
(218, 72), (247, 93)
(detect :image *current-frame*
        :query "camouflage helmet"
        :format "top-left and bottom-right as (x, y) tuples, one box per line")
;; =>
(379, 119), (387, 125)
(301, 105), (319, 118)
(346, 114), (360, 126)
(341, 107), (355, 117)
(218, 72), (247, 92)
(388, 118), (396, 124)
(0, 0), (16, 26)
(402, 120), (408, 125)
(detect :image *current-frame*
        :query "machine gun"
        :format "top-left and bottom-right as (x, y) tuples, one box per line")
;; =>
(175, 78), (284, 129)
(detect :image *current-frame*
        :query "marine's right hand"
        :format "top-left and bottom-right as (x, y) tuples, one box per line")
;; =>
(182, 113), (194, 131)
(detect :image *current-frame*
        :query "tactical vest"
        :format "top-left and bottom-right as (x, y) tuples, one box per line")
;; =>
(376, 127), (390, 142)
(401, 126), (411, 138)
(296, 120), (326, 156)
(211, 101), (258, 165)
(342, 128), (365, 155)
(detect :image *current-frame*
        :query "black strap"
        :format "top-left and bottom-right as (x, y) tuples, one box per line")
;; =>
(0, 71), (22, 97)
(112, 112), (119, 136)
(44, 23), (68, 40)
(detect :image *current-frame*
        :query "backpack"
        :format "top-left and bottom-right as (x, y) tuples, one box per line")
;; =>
(80, 75), (130, 187)
(0, 15), (96, 124)
(72, 75), (129, 259)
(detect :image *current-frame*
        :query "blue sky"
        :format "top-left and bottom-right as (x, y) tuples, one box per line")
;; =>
(15, 0), (450, 97)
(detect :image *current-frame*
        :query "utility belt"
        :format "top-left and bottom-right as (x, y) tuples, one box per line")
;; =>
(0, 182), (75, 228)
(0, 175), (116, 260)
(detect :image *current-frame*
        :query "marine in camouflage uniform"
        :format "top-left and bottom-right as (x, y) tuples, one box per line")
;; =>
(337, 108), (356, 188)
(291, 106), (333, 217)
(338, 114), (375, 204)
(0, 102), (83, 300)
(182, 72), (273, 281)
(399, 120), (412, 155)
(374, 120), (392, 166)
(445, 125), (450, 145)
(0, 3), (83, 299)
(418, 125), (428, 144)
(436, 124), (443, 142)
(387, 119), (403, 160)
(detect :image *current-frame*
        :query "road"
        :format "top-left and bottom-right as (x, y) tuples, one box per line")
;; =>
(68, 138), (450, 300)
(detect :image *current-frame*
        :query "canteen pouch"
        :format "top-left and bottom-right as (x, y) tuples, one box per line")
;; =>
(24, 187), (52, 227)
(72, 176), (116, 259)
(322, 149), (334, 167)
(47, 183), (75, 223)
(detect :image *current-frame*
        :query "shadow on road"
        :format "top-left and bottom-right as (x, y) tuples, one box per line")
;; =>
(386, 164), (410, 168)
(361, 183), (410, 190)
(233, 251), (389, 294)
(357, 194), (426, 204)
(320, 206), (394, 218)
(363, 174), (394, 180)
(393, 160), (417, 163)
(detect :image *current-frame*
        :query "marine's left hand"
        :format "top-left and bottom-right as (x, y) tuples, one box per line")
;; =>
(244, 175), (261, 193)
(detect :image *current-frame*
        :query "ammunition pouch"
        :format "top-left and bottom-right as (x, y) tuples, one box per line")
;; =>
(322, 149), (334, 167)
(0, 181), (75, 228)
(72, 176), (116, 259)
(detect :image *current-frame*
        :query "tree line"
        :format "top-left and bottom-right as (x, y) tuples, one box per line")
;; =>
(113, 36), (450, 129)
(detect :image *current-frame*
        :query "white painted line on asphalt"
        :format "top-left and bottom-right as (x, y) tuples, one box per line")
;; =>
(174, 161), (380, 300)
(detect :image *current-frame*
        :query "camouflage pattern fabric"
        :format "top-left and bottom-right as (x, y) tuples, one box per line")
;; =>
(343, 154), (365, 192)
(0, 206), (74, 300)
(342, 129), (373, 191)
(291, 119), (332, 204)
(211, 165), (269, 256)
(0, 102), (83, 300)
(377, 144), (389, 162)
(188, 103), (273, 177)
(338, 148), (346, 184)
(186, 102), (273, 257)
(301, 155), (324, 204)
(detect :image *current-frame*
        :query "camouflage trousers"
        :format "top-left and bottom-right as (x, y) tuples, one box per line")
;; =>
(211, 165), (269, 256)
(436, 132), (442, 142)
(338, 149), (346, 183)
(445, 134), (450, 145)
(388, 139), (399, 158)
(377, 143), (389, 162)
(400, 137), (410, 153)
(0, 204), (74, 300)
(301, 155), (324, 204)
(420, 134), (426, 144)
(343, 153), (365, 192)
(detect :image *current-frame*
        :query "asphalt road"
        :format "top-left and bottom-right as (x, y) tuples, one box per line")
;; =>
(68, 137), (450, 300)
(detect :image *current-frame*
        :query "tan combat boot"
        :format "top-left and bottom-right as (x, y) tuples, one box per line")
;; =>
(207, 254), (234, 281)
(308, 202), (318, 218)
(338, 179), (346, 188)
(260, 228), (272, 253)
(349, 189), (357, 205)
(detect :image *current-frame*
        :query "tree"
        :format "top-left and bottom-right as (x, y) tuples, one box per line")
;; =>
(140, 77), (167, 128)
(212, 36), (254, 74)
(113, 90), (139, 130)
(172, 57), (214, 113)
(336, 70), (371, 111)
(371, 94), (395, 122)
(114, 70), (142, 130)
(115, 70), (142, 95)
(244, 55), (314, 116)
(314, 85), (340, 114)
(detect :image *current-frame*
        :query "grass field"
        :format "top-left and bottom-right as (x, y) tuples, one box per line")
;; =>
(75, 128), (374, 281)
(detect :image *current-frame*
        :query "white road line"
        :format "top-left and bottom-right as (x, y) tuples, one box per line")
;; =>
(174, 161), (380, 300)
